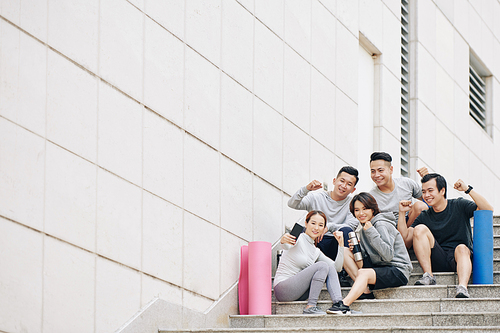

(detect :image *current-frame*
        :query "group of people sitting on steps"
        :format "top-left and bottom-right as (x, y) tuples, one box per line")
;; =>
(274, 152), (493, 315)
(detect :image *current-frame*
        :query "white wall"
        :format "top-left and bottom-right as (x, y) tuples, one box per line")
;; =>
(0, 0), (499, 332)
(411, 0), (500, 204)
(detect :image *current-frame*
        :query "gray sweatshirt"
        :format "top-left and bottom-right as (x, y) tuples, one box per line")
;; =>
(357, 212), (413, 281)
(288, 186), (359, 234)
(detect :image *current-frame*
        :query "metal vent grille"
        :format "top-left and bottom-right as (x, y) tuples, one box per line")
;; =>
(469, 65), (486, 130)
(401, 0), (410, 177)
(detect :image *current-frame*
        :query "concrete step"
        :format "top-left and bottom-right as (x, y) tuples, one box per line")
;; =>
(372, 284), (500, 299)
(160, 327), (500, 333)
(408, 246), (500, 261)
(411, 260), (500, 273)
(229, 312), (500, 329)
(274, 298), (500, 315)
(302, 284), (500, 301)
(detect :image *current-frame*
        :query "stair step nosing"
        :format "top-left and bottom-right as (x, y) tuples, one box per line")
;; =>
(231, 310), (500, 318)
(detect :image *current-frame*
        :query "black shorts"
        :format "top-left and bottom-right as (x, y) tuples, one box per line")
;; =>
(430, 240), (472, 272)
(363, 256), (408, 290)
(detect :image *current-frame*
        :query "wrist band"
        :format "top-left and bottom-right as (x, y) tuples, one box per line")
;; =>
(465, 185), (473, 194)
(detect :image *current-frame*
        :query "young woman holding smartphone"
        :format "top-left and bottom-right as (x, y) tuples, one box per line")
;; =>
(274, 210), (344, 315)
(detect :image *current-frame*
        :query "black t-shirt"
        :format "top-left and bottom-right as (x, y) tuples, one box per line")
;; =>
(411, 197), (477, 251)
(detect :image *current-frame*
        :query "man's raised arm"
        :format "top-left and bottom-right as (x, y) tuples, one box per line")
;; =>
(287, 180), (323, 210)
(454, 179), (494, 211)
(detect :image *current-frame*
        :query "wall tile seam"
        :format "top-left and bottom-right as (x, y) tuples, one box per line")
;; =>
(133, 0), (351, 106)
(250, 0), (256, 242)
(308, 0), (313, 151)
(1, 120), (288, 253)
(415, 133), (500, 183)
(42, 2), (49, 330)
(411, 98), (498, 151)
(0, 110), (290, 242)
(139, 0), (146, 305)
(429, 0), (500, 55)
(456, 0), (500, 45)
(3, 51), (495, 191)
(379, 61), (404, 85)
(0, 18), (296, 201)
(94, 0), (101, 331)
(411, 3), (499, 86)
(373, 125), (400, 143)
(315, 0), (359, 41)
(0, 9), (352, 165)
(415, 40), (474, 97)
(281, 0), (285, 207)
(0, 212), (218, 304)
(181, 0), (187, 303)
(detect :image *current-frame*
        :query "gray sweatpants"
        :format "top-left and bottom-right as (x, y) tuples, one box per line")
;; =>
(273, 261), (342, 306)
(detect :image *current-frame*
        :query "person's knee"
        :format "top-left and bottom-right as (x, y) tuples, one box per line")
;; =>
(455, 244), (471, 258)
(316, 261), (329, 273)
(357, 269), (370, 279)
(412, 201), (428, 214)
(413, 224), (430, 238)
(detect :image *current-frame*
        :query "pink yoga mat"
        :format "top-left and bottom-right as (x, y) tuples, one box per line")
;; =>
(248, 241), (272, 315)
(238, 245), (249, 315)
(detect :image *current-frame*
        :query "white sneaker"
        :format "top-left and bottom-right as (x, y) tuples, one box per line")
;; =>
(303, 306), (326, 315)
(414, 272), (436, 285)
(455, 285), (470, 298)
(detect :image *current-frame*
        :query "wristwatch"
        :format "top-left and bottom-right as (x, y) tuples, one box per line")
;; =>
(465, 185), (473, 194)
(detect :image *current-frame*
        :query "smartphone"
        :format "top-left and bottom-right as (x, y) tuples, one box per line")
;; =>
(290, 223), (304, 239)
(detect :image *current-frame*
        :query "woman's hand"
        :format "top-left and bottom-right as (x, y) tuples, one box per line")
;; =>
(333, 230), (344, 247)
(281, 233), (296, 245)
(363, 221), (373, 230)
(348, 238), (354, 252)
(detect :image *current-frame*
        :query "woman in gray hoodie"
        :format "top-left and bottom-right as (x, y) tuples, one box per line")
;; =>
(326, 192), (412, 315)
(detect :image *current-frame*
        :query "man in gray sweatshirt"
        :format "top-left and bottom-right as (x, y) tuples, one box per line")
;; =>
(287, 166), (359, 271)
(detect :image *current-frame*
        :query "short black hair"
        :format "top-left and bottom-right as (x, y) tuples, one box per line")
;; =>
(349, 192), (380, 217)
(370, 152), (392, 164)
(337, 166), (359, 186)
(421, 173), (447, 198)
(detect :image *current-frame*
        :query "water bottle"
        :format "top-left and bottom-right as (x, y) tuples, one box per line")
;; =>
(349, 232), (363, 262)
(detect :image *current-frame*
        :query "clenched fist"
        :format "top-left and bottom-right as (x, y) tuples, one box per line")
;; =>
(454, 179), (468, 192)
(306, 180), (323, 191)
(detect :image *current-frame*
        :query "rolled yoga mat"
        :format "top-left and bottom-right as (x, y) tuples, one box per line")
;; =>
(238, 245), (249, 315)
(248, 241), (272, 315)
(472, 210), (494, 284)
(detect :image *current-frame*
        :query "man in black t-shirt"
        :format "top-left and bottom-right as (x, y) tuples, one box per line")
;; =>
(397, 173), (493, 298)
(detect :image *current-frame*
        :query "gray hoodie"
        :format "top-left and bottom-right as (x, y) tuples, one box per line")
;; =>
(357, 212), (413, 281)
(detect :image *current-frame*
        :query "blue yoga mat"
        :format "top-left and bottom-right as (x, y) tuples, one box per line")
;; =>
(472, 210), (493, 284)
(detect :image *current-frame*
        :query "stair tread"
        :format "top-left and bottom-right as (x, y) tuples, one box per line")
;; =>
(275, 297), (500, 304)
(231, 310), (500, 318)
(160, 326), (500, 332)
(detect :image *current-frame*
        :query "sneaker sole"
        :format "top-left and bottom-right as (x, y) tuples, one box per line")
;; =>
(455, 293), (470, 298)
(414, 281), (436, 286)
(326, 309), (343, 315)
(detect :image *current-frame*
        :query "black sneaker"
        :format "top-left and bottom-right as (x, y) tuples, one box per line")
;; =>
(339, 270), (352, 287)
(327, 301), (351, 315)
(357, 292), (375, 300)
